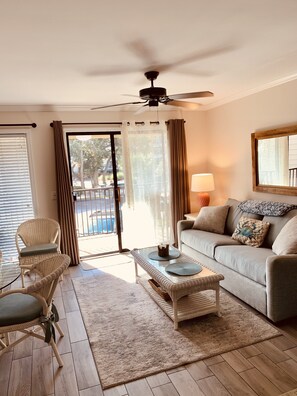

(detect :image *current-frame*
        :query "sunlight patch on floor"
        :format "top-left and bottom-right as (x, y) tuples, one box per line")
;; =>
(81, 253), (132, 270)
(81, 253), (146, 283)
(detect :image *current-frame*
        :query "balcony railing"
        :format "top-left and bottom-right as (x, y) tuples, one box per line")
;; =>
(73, 186), (125, 237)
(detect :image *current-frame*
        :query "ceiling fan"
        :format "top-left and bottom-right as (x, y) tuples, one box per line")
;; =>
(91, 70), (213, 110)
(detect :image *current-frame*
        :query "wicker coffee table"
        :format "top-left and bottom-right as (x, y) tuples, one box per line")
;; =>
(131, 246), (224, 329)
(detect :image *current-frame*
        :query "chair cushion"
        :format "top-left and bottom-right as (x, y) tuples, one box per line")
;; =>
(20, 243), (58, 257)
(0, 294), (42, 326)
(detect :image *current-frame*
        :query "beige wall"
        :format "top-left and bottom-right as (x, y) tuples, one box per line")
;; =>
(206, 79), (297, 206)
(183, 111), (209, 212)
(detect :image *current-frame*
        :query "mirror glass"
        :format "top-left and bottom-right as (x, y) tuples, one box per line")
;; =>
(252, 126), (297, 195)
(258, 135), (297, 186)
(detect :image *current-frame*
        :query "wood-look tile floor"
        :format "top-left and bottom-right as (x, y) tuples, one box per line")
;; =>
(1, 260), (297, 396)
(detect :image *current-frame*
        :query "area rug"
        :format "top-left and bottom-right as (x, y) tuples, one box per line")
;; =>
(72, 271), (280, 390)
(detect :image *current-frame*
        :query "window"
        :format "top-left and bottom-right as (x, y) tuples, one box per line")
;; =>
(0, 133), (35, 260)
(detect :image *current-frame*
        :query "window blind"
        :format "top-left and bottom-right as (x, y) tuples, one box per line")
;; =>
(0, 134), (34, 260)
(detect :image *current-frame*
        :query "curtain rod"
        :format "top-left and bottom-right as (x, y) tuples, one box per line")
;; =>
(0, 123), (37, 128)
(50, 122), (121, 127)
(50, 121), (166, 127)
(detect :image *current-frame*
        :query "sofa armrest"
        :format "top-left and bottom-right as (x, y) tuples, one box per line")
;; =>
(177, 220), (194, 250)
(266, 254), (297, 322)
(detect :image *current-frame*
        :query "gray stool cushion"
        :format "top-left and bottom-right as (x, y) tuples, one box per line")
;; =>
(0, 294), (42, 326)
(20, 243), (58, 257)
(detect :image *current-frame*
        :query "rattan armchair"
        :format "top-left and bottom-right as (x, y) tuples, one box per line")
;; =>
(15, 218), (61, 287)
(0, 254), (70, 367)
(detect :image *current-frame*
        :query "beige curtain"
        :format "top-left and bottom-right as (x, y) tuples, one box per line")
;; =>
(52, 121), (80, 265)
(121, 121), (171, 248)
(167, 119), (190, 245)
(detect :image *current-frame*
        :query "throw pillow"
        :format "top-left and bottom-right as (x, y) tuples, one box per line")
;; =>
(272, 216), (297, 255)
(232, 217), (270, 247)
(192, 205), (230, 234)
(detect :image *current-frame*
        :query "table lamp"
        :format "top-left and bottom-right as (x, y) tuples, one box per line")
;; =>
(191, 173), (215, 207)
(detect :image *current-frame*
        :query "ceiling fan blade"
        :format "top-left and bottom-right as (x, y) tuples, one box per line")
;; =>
(126, 39), (158, 65)
(88, 39), (158, 77)
(87, 66), (140, 77)
(149, 45), (236, 73)
(91, 101), (146, 110)
(172, 45), (235, 69)
(87, 41), (235, 77)
(134, 103), (149, 115)
(122, 94), (141, 98)
(165, 100), (200, 110)
(169, 91), (213, 100)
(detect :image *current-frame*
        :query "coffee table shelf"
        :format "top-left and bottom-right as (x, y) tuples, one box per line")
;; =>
(139, 277), (220, 324)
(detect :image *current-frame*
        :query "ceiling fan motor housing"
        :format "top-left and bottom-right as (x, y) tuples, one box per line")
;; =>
(139, 86), (167, 101)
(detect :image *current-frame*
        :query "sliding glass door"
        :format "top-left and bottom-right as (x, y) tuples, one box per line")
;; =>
(66, 132), (127, 258)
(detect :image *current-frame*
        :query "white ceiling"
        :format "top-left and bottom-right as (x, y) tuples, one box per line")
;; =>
(1, 0), (297, 111)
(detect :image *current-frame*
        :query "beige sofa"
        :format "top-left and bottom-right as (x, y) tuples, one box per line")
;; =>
(178, 198), (297, 322)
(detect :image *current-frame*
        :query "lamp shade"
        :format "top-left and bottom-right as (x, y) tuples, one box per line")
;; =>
(191, 173), (215, 192)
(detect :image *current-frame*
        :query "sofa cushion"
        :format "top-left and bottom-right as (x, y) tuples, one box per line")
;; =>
(214, 245), (274, 286)
(181, 229), (241, 259)
(262, 209), (297, 248)
(238, 200), (297, 216)
(224, 198), (263, 235)
(192, 205), (229, 234)
(272, 216), (297, 255)
(232, 217), (270, 247)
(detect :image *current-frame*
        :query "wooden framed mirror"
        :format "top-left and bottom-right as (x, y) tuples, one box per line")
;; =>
(252, 125), (297, 196)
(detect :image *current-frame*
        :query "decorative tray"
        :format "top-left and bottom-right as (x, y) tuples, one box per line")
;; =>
(165, 262), (202, 276)
(148, 249), (181, 261)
